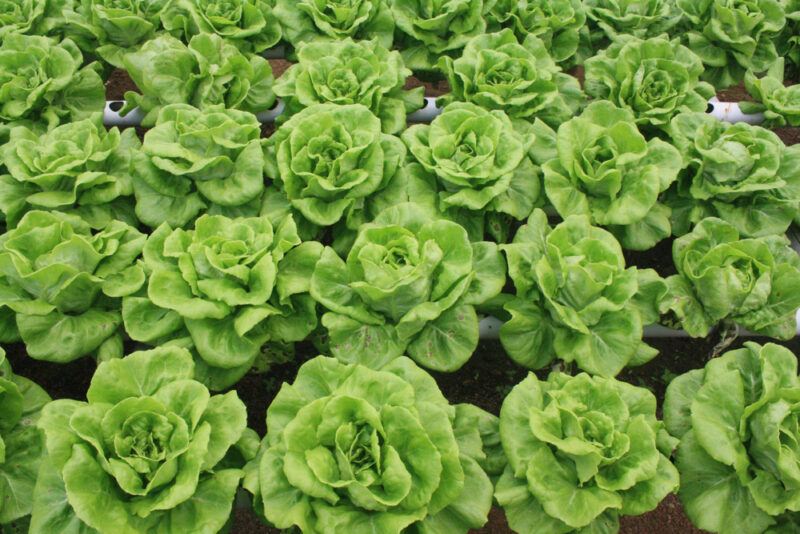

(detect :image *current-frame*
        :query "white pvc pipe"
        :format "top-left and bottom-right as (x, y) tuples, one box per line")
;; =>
(104, 97), (766, 127)
(408, 97), (440, 122)
(103, 101), (143, 127)
(103, 100), (286, 126)
(708, 97), (764, 124)
(478, 308), (800, 340)
(255, 100), (286, 123)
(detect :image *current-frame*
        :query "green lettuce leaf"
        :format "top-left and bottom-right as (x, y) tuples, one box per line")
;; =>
(438, 29), (585, 128)
(310, 202), (504, 372)
(120, 34), (275, 126)
(245, 355), (496, 533)
(31, 346), (252, 534)
(497, 372), (679, 532)
(500, 209), (663, 376)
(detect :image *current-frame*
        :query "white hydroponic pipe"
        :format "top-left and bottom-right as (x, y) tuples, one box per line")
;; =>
(103, 97), (765, 127)
(103, 100), (287, 126)
(103, 101), (143, 127)
(477, 308), (800, 340)
(707, 96), (765, 124)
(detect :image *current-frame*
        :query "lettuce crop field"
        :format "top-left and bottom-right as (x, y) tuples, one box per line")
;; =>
(2, 1), (800, 534)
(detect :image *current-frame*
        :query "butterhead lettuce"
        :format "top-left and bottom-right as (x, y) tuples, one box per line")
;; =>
(120, 34), (275, 127)
(438, 29), (585, 128)
(244, 354), (499, 533)
(500, 209), (664, 377)
(584, 36), (716, 130)
(666, 112), (800, 238)
(122, 212), (322, 390)
(0, 347), (49, 527)
(402, 102), (542, 242)
(310, 202), (505, 372)
(659, 217), (800, 338)
(665, 342), (800, 534)
(486, 0), (586, 66)
(30, 346), (257, 534)
(0, 210), (145, 363)
(263, 103), (408, 250)
(497, 371), (679, 533)
(0, 34), (104, 132)
(273, 0), (394, 50)
(131, 103), (265, 229)
(537, 101), (681, 250)
(0, 117), (139, 229)
(273, 39), (423, 135)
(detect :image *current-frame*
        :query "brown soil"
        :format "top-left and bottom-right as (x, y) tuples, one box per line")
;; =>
(620, 494), (704, 534)
(716, 82), (753, 103)
(268, 59), (291, 79)
(405, 75), (450, 97)
(776, 127), (800, 145)
(105, 69), (137, 100)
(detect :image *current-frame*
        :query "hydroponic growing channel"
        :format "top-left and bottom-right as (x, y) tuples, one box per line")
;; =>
(2, 2), (800, 534)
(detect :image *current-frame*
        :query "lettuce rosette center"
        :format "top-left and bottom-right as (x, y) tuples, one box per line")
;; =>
(265, 103), (407, 237)
(246, 356), (497, 533)
(496, 372), (679, 533)
(666, 112), (800, 238)
(311, 202), (505, 371)
(304, 0), (373, 31)
(32, 347), (254, 533)
(665, 342), (800, 533)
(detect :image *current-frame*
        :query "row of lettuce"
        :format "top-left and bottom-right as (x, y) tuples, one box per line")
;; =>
(4, 0), (800, 89)
(6, 13), (800, 133)
(2, 96), (800, 378)
(3, 338), (799, 533)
